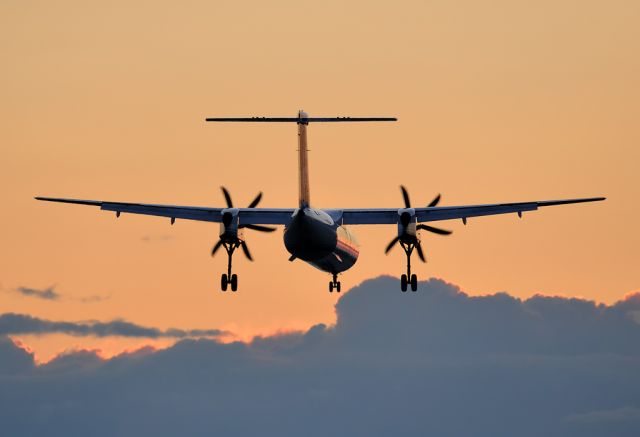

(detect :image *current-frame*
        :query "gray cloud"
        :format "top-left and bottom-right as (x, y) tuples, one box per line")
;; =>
(0, 336), (34, 374)
(10, 285), (110, 304)
(14, 285), (60, 300)
(77, 294), (111, 303)
(1, 276), (640, 437)
(566, 406), (640, 424)
(0, 313), (226, 339)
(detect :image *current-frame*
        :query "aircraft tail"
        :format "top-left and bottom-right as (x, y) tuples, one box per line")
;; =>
(205, 111), (397, 208)
(297, 111), (311, 207)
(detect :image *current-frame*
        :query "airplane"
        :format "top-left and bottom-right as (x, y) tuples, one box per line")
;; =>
(36, 110), (605, 293)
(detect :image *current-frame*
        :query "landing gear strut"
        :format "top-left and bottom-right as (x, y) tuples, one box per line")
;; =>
(220, 242), (239, 292)
(400, 241), (418, 292)
(329, 273), (341, 293)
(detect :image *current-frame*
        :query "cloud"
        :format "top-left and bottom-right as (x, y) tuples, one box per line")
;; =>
(1, 276), (640, 436)
(77, 293), (111, 303)
(13, 285), (60, 300)
(9, 284), (110, 304)
(140, 234), (173, 243)
(0, 336), (34, 374)
(566, 406), (640, 423)
(0, 313), (226, 339)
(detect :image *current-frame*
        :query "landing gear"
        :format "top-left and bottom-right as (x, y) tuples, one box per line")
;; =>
(329, 273), (341, 293)
(220, 242), (240, 292)
(400, 241), (418, 292)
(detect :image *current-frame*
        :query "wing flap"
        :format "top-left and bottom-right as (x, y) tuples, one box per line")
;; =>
(100, 202), (222, 222)
(35, 197), (294, 225)
(416, 202), (539, 222)
(333, 197), (605, 225)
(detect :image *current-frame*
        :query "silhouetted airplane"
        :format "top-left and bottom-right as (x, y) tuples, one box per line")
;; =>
(36, 111), (605, 292)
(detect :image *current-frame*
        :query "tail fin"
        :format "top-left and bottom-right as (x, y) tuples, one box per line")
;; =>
(297, 110), (311, 207)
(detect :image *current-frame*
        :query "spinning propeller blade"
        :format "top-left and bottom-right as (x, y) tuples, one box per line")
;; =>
(385, 236), (400, 254)
(415, 242), (426, 262)
(221, 187), (233, 208)
(385, 186), (452, 254)
(211, 239), (223, 256)
(247, 192), (263, 208)
(211, 187), (276, 259)
(417, 224), (452, 235)
(240, 241), (253, 261)
(400, 185), (411, 208)
(427, 193), (441, 208)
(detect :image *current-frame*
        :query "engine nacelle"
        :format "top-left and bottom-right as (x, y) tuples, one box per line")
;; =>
(219, 208), (244, 242)
(397, 208), (417, 241)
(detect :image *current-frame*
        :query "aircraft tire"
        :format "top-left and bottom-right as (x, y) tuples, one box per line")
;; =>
(410, 274), (417, 292)
(221, 274), (228, 291)
(336, 282), (341, 293)
(231, 274), (238, 292)
(400, 274), (408, 292)
(329, 282), (334, 293)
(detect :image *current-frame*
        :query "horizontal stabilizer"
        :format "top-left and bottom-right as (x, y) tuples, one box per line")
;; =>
(206, 117), (396, 123)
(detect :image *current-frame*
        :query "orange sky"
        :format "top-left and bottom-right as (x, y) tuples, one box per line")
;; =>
(1, 0), (639, 361)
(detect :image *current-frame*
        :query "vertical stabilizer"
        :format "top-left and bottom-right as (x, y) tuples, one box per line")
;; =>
(297, 110), (311, 207)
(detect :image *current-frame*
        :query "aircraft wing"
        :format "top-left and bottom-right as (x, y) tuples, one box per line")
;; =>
(34, 197), (295, 225)
(336, 197), (605, 225)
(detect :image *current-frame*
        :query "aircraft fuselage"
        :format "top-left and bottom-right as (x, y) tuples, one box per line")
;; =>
(284, 207), (359, 274)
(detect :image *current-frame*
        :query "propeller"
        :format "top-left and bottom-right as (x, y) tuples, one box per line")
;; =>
(384, 186), (452, 261)
(211, 239), (223, 256)
(385, 236), (400, 254)
(211, 187), (276, 260)
(417, 224), (452, 235)
(240, 241), (253, 261)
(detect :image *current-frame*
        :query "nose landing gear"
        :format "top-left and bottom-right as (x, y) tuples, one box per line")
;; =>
(329, 273), (341, 293)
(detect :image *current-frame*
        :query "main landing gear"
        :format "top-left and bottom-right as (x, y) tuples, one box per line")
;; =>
(400, 241), (418, 292)
(329, 273), (341, 293)
(220, 242), (239, 292)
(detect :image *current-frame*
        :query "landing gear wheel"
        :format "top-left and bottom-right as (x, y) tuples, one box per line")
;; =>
(221, 274), (228, 292)
(329, 273), (341, 293)
(400, 274), (408, 292)
(230, 274), (238, 292)
(410, 274), (418, 292)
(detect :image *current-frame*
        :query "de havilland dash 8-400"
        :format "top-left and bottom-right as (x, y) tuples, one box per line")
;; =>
(36, 111), (605, 293)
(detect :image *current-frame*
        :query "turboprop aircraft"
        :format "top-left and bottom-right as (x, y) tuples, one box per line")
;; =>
(36, 111), (605, 292)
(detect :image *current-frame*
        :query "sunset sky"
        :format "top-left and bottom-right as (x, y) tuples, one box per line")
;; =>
(1, 0), (639, 365)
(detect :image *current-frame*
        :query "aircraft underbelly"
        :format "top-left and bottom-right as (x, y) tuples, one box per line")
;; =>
(306, 238), (358, 273)
(284, 209), (359, 274)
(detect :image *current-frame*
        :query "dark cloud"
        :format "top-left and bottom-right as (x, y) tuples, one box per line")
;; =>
(1, 276), (640, 436)
(0, 336), (34, 374)
(9, 285), (110, 304)
(0, 313), (226, 339)
(14, 285), (60, 300)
